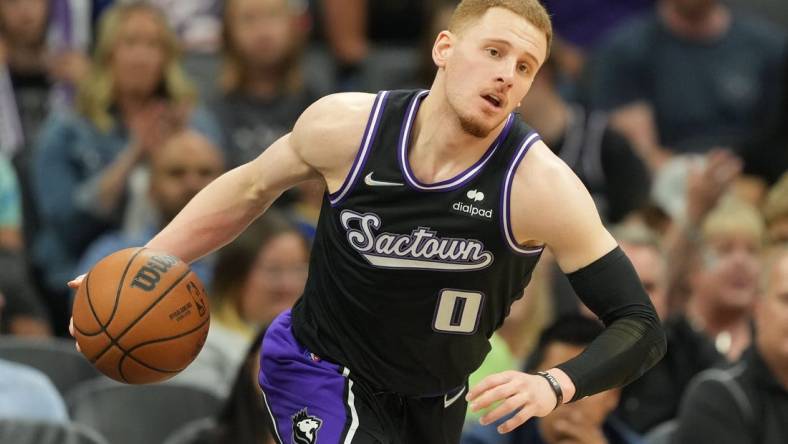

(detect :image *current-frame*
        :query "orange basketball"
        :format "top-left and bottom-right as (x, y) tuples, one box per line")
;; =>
(71, 248), (210, 384)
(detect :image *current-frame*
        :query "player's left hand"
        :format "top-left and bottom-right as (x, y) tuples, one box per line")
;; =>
(467, 370), (558, 434)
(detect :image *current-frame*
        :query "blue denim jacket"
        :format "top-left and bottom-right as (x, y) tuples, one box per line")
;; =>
(32, 107), (221, 291)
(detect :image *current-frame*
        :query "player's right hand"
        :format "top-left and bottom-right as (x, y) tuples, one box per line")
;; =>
(68, 274), (86, 352)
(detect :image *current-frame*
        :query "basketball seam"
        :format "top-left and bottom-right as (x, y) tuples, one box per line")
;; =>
(75, 248), (146, 337)
(73, 322), (104, 337)
(78, 271), (105, 336)
(116, 316), (210, 380)
(108, 247), (146, 328)
(88, 269), (192, 364)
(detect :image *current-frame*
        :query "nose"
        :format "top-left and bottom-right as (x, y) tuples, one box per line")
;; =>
(495, 61), (516, 89)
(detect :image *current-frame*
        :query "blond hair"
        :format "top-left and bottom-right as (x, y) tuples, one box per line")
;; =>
(219, 0), (304, 94)
(77, 2), (196, 132)
(701, 195), (766, 245)
(763, 173), (788, 228)
(448, 0), (553, 55)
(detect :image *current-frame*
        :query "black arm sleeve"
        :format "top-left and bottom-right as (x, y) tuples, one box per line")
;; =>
(556, 247), (666, 401)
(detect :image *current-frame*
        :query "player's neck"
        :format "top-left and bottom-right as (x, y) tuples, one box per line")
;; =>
(409, 93), (506, 182)
(659, 1), (731, 42)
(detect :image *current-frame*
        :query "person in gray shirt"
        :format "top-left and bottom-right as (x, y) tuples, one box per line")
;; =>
(210, 0), (321, 169)
(587, 0), (786, 171)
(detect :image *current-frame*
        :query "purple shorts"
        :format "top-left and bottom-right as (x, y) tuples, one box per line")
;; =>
(259, 310), (466, 444)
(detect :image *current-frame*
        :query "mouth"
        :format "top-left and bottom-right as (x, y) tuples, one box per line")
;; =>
(482, 93), (503, 109)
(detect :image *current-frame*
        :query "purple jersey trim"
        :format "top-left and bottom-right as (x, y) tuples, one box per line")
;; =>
(397, 91), (515, 192)
(500, 132), (545, 256)
(329, 91), (390, 206)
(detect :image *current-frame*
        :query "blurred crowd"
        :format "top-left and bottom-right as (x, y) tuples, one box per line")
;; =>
(0, 0), (786, 443)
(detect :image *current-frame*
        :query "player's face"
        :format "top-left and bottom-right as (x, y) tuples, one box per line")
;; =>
(756, 253), (788, 362)
(110, 10), (167, 98)
(697, 233), (761, 311)
(0, 0), (47, 47)
(228, 0), (295, 70)
(438, 8), (547, 137)
(242, 232), (309, 324)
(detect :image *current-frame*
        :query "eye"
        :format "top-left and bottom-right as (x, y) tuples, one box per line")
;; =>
(518, 63), (529, 74)
(487, 48), (500, 57)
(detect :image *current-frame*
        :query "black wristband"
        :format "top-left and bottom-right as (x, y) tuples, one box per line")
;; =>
(537, 371), (563, 410)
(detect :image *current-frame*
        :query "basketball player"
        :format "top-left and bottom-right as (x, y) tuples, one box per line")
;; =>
(70, 1), (666, 442)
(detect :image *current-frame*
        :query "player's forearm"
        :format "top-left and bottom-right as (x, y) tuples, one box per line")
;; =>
(145, 163), (275, 264)
(558, 247), (667, 400)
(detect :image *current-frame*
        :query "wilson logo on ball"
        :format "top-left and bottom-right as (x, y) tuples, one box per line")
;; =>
(130, 255), (179, 291)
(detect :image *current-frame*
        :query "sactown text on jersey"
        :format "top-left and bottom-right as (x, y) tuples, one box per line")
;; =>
(340, 210), (494, 271)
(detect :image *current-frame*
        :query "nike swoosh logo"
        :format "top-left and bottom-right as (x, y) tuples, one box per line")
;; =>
(444, 386), (466, 408)
(364, 172), (404, 187)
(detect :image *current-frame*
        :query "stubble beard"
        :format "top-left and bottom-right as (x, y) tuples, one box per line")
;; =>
(458, 112), (496, 138)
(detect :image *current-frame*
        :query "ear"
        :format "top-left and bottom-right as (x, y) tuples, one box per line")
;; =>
(432, 30), (455, 69)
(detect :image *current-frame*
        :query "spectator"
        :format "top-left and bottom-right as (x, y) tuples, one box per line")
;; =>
(762, 173), (788, 247)
(0, 294), (66, 421)
(520, 57), (650, 224)
(147, 0), (226, 97)
(684, 197), (764, 361)
(0, 249), (51, 336)
(0, 0), (90, 250)
(737, 48), (788, 187)
(174, 212), (309, 396)
(212, 0), (318, 168)
(0, 155), (22, 251)
(674, 246), (788, 444)
(190, 329), (276, 444)
(211, 211), (309, 340)
(0, 155), (50, 335)
(462, 315), (642, 444)
(77, 129), (225, 287)
(612, 224), (668, 320)
(148, 0), (223, 53)
(612, 222), (720, 433)
(32, 2), (219, 332)
(724, 0), (788, 28)
(540, 0), (654, 83)
(318, 0), (428, 90)
(588, 0), (786, 171)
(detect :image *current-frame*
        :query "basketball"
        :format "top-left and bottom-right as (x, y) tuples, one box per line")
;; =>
(71, 248), (210, 384)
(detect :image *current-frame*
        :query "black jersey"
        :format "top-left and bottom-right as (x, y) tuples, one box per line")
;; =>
(291, 89), (544, 396)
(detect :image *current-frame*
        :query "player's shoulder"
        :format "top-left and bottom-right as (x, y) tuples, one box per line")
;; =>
(294, 92), (377, 139)
(514, 140), (584, 199)
(289, 92), (379, 179)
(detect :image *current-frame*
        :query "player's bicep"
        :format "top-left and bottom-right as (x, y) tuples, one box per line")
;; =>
(513, 151), (616, 272)
(247, 133), (321, 203)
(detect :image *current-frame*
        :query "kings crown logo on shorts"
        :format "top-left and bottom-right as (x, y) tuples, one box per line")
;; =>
(292, 408), (323, 444)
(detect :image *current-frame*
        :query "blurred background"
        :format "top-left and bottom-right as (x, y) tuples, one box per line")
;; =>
(0, 0), (786, 443)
